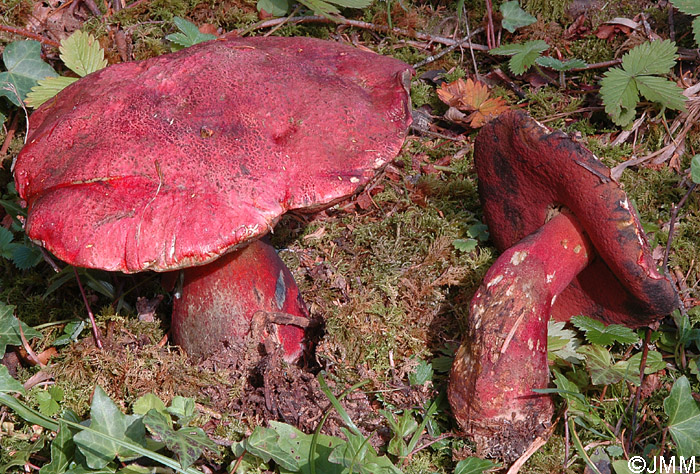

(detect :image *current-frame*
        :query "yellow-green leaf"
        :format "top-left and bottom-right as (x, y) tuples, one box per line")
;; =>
(60, 30), (107, 77)
(25, 76), (78, 108)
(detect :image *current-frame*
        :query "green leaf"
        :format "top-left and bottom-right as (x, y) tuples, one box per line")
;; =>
(296, 0), (372, 18)
(0, 41), (58, 106)
(691, 154), (700, 184)
(166, 17), (217, 50)
(571, 315), (639, 345)
(622, 40), (678, 76)
(0, 302), (41, 357)
(328, 428), (402, 474)
(664, 376), (700, 457)
(408, 359), (433, 385)
(257, 0), (290, 16)
(670, 0), (700, 15)
(60, 30), (107, 77)
(578, 345), (664, 385)
(453, 238), (478, 252)
(12, 243), (44, 269)
(536, 56), (586, 71)
(548, 319), (584, 363)
(600, 67), (638, 126)
(551, 369), (603, 425)
(167, 395), (196, 425)
(0, 226), (17, 259)
(635, 74), (686, 111)
(73, 386), (147, 469)
(39, 421), (76, 474)
(34, 386), (62, 416)
(500, 1), (536, 33)
(133, 393), (168, 416)
(693, 17), (700, 46)
(143, 409), (216, 470)
(25, 76), (78, 108)
(490, 40), (549, 75)
(0, 364), (25, 394)
(244, 425), (301, 471)
(454, 457), (499, 474)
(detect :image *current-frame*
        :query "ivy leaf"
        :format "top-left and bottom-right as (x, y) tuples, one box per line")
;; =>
(143, 409), (216, 470)
(39, 421), (76, 474)
(571, 315), (639, 345)
(500, 1), (536, 33)
(691, 154), (700, 184)
(25, 76), (79, 108)
(166, 17), (217, 50)
(0, 365), (25, 394)
(490, 40), (549, 75)
(454, 457), (499, 474)
(664, 376), (700, 457)
(635, 74), (687, 111)
(0, 41), (58, 106)
(60, 30), (107, 77)
(73, 386), (147, 469)
(536, 56), (586, 71)
(0, 302), (41, 357)
(670, 0), (700, 15)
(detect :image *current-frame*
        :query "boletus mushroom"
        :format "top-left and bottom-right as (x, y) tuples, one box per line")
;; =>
(14, 36), (413, 362)
(448, 110), (679, 460)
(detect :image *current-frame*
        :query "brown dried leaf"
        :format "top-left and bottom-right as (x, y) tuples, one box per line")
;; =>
(438, 78), (509, 128)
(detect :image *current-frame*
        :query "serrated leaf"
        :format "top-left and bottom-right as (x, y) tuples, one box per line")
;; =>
(34, 389), (61, 416)
(578, 345), (664, 385)
(622, 40), (678, 76)
(408, 359), (433, 386)
(166, 17), (217, 49)
(0, 226), (16, 259)
(0, 41), (58, 106)
(143, 409), (216, 470)
(490, 40), (549, 75)
(670, 0), (700, 16)
(500, 1), (536, 33)
(691, 154), (700, 184)
(571, 315), (639, 345)
(454, 457), (499, 474)
(25, 76), (78, 108)
(297, 0), (371, 17)
(73, 386), (147, 469)
(548, 319), (584, 363)
(12, 243), (44, 269)
(635, 74), (686, 111)
(0, 365), (25, 394)
(693, 17), (700, 46)
(600, 67), (638, 126)
(453, 238), (477, 252)
(0, 303), (41, 357)
(257, 0), (290, 15)
(536, 56), (586, 71)
(39, 421), (76, 474)
(664, 376), (700, 457)
(60, 31), (107, 77)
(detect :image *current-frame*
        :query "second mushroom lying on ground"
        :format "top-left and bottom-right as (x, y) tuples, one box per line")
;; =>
(448, 110), (679, 461)
(14, 36), (413, 362)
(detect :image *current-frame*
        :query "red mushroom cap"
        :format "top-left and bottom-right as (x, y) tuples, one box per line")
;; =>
(474, 110), (678, 326)
(14, 36), (413, 272)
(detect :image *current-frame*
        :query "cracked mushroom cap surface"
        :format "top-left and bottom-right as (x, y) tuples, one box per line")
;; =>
(474, 110), (679, 326)
(14, 36), (413, 273)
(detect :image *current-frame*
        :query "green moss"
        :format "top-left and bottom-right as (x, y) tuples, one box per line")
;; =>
(522, 0), (572, 23)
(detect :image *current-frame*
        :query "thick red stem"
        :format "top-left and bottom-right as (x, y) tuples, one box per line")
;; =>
(171, 240), (308, 362)
(448, 212), (594, 460)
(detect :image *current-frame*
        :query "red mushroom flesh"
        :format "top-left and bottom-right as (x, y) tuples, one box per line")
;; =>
(14, 36), (413, 360)
(448, 110), (679, 460)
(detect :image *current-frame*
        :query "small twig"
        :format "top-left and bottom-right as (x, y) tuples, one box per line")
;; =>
(73, 267), (103, 349)
(403, 433), (453, 462)
(17, 321), (45, 368)
(484, 0), (496, 49)
(232, 16), (489, 50)
(506, 426), (555, 473)
(663, 182), (697, 274)
(500, 312), (525, 354)
(40, 247), (62, 273)
(626, 328), (652, 453)
(0, 25), (60, 47)
(0, 111), (19, 158)
(574, 159), (611, 183)
(412, 26), (484, 69)
(264, 5), (301, 36)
